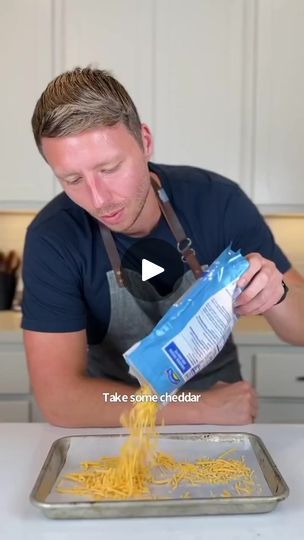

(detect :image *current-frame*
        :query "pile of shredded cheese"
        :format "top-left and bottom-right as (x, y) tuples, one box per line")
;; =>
(57, 385), (159, 499)
(57, 386), (257, 500)
(152, 449), (257, 497)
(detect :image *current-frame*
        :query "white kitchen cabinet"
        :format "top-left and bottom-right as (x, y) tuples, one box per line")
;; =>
(52, 0), (154, 196)
(153, 0), (247, 185)
(237, 343), (304, 423)
(0, 336), (47, 422)
(238, 348), (254, 384)
(255, 351), (304, 398)
(253, 0), (304, 211)
(0, 341), (31, 421)
(258, 398), (304, 423)
(2, 0), (304, 210)
(60, 0), (154, 127)
(0, 0), (55, 209)
(0, 401), (30, 422)
(58, 0), (251, 188)
(0, 349), (30, 394)
(153, 0), (304, 210)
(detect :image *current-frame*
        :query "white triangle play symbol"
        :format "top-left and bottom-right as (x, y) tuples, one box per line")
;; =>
(141, 259), (165, 282)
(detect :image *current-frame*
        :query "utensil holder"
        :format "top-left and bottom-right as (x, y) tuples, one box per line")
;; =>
(0, 271), (17, 310)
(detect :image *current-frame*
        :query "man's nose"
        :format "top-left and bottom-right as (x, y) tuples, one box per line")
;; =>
(87, 175), (110, 208)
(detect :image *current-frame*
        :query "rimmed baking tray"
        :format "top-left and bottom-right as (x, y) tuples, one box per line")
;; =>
(30, 432), (289, 519)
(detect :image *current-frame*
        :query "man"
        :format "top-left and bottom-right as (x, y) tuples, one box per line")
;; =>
(23, 67), (304, 428)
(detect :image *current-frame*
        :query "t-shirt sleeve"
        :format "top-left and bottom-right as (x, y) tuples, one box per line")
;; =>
(223, 184), (291, 274)
(21, 228), (87, 332)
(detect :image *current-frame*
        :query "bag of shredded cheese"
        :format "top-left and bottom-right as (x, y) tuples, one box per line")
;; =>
(124, 245), (249, 398)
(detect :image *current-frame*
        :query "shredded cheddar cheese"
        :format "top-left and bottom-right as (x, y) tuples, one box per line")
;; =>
(57, 385), (159, 499)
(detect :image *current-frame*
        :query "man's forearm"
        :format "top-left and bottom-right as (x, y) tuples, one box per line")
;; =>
(47, 376), (137, 427)
(265, 283), (304, 345)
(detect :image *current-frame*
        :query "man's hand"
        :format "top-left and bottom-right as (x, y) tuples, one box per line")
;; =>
(234, 252), (284, 316)
(200, 381), (258, 425)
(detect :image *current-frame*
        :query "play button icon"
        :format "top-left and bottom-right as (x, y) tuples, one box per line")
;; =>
(142, 259), (164, 282)
(120, 237), (185, 302)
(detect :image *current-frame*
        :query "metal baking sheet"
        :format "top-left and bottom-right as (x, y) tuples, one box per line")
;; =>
(30, 432), (289, 519)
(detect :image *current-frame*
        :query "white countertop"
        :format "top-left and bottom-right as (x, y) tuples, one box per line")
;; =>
(0, 422), (303, 539)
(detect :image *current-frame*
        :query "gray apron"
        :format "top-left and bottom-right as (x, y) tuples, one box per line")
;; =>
(87, 175), (242, 391)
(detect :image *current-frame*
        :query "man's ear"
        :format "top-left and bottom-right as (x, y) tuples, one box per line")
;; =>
(140, 123), (154, 160)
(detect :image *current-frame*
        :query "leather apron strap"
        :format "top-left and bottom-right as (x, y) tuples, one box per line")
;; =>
(150, 172), (203, 280)
(98, 172), (204, 287)
(99, 225), (125, 287)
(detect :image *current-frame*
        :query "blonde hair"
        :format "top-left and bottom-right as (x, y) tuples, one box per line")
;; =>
(31, 67), (143, 153)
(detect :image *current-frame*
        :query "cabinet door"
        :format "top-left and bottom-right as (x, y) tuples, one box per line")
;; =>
(253, 0), (304, 209)
(255, 350), (304, 398)
(0, 348), (30, 394)
(257, 398), (304, 423)
(237, 346), (254, 383)
(0, 0), (55, 208)
(0, 400), (30, 422)
(61, 0), (154, 126)
(154, 0), (246, 184)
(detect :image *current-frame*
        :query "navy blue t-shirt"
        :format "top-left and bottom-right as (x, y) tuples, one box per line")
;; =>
(22, 162), (291, 344)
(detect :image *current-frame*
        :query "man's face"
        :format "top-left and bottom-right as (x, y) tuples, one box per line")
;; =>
(41, 123), (153, 233)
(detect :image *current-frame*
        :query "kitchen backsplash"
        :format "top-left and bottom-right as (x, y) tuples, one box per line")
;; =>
(0, 212), (36, 256)
(0, 212), (303, 275)
(265, 215), (304, 275)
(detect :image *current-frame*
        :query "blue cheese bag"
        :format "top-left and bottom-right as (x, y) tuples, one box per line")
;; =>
(124, 246), (249, 398)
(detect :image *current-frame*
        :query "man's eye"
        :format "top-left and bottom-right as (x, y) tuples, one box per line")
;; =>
(101, 163), (120, 174)
(67, 177), (82, 185)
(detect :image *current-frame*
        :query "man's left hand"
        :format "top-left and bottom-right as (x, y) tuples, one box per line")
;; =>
(234, 252), (285, 316)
